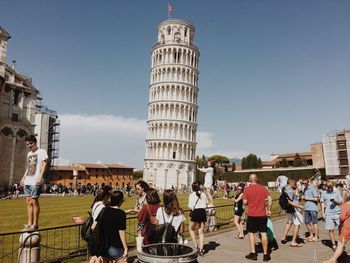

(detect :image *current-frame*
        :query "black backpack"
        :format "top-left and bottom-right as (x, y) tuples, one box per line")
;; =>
(155, 208), (177, 243)
(278, 187), (295, 213)
(81, 203), (101, 242)
(88, 207), (109, 257)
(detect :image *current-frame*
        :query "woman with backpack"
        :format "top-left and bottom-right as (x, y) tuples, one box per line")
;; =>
(138, 188), (161, 244)
(91, 190), (128, 263)
(188, 181), (208, 256)
(91, 186), (111, 224)
(155, 189), (185, 243)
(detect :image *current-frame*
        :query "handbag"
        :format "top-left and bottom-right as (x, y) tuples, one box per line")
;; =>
(190, 195), (201, 218)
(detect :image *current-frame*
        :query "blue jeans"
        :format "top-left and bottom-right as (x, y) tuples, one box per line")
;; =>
(108, 246), (124, 260)
(24, 185), (41, 198)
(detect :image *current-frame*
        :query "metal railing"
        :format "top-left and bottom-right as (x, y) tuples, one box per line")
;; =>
(0, 201), (280, 263)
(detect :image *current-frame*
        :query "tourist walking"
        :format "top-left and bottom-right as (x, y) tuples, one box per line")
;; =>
(232, 183), (245, 239)
(243, 174), (272, 261)
(321, 181), (343, 250)
(90, 190), (128, 263)
(323, 190), (350, 263)
(197, 160), (215, 204)
(138, 188), (161, 245)
(188, 181), (208, 256)
(156, 189), (185, 243)
(280, 179), (304, 247)
(276, 173), (288, 193)
(302, 179), (320, 242)
(20, 135), (48, 231)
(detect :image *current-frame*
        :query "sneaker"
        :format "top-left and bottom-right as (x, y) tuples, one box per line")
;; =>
(263, 254), (271, 262)
(245, 252), (258, 261)
(21, 224), (31, 232)
(30, 225), (38, 230)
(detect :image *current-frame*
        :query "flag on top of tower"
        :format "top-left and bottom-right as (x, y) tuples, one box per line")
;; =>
(168, 3), (174, 12)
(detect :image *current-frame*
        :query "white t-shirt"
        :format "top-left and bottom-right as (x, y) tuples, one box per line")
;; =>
(92, 201), (105, 222)
(156, 207), (185, 232)
(198, 167), (214, 187)
(188, 192), (207, 209)
(24, 148), (48, 186)
(277, 175), (288, 187)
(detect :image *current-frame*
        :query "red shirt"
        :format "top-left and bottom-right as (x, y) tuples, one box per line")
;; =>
(138, 204), (160, 245)
(243, 184), (270, 217)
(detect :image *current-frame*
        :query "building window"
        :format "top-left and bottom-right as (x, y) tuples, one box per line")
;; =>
(167, 26), (171, 35)
(173, 152), (176, 159)
(12, 113), (19, 122)
(14, 90), (20, 105)
(184, 28), (188, 37)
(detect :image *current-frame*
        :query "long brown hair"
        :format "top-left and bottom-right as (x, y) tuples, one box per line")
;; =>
(163, 189), (181, 216)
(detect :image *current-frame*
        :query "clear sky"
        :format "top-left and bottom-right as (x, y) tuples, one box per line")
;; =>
(2, 0), (350, 169)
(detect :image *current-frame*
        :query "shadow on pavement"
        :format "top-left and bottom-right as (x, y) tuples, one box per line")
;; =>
(203, 241), (220, 253)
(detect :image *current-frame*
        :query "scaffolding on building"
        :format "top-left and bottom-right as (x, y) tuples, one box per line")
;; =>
(323, 129), (350, 177)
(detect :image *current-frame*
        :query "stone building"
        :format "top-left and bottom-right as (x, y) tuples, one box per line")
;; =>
(323, 129), (350, 177)
(51, 163), (134, 187)
(0, 26), (39, 190)
(0, 26), (58, 191)
(144, 19), (200, 189)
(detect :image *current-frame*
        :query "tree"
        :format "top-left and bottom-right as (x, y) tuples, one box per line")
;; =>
(281, 158), (289, 168)
(294, 153), (307, 167)
(241, 157), (247, 169)
(208, 155), (230, 165)
(241, 153), (263, 169)
(275, 161), (282, 168)
(232, 162), (236, 172)
(133, 170), (143, 180)
(196, 155), (207, 168)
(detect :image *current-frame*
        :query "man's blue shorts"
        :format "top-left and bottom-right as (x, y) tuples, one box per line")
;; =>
(304, 210), (318, 224)
(24, 185), (41, 198)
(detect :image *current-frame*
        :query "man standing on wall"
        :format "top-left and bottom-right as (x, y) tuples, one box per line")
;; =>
(20, 135), (48, 231)
(243, 174), (272, 261)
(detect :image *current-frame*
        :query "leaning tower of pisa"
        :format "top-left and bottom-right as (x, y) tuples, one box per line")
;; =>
(143, 19), (199, 190)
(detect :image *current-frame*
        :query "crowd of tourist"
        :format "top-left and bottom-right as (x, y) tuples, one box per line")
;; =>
(9, 139), (350, 263)
(37, 164), (343, 263)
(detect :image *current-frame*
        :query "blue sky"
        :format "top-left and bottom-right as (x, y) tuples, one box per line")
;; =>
(2, 0), (350, 169)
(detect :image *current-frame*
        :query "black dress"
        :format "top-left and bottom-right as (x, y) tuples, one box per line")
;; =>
(234, 194), (244, 216)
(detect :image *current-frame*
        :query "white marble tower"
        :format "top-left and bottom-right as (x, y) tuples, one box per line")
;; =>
(143, 19), (200, 190)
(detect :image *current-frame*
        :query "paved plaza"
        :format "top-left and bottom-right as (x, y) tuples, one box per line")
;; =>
(197, 217), (350, 263)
